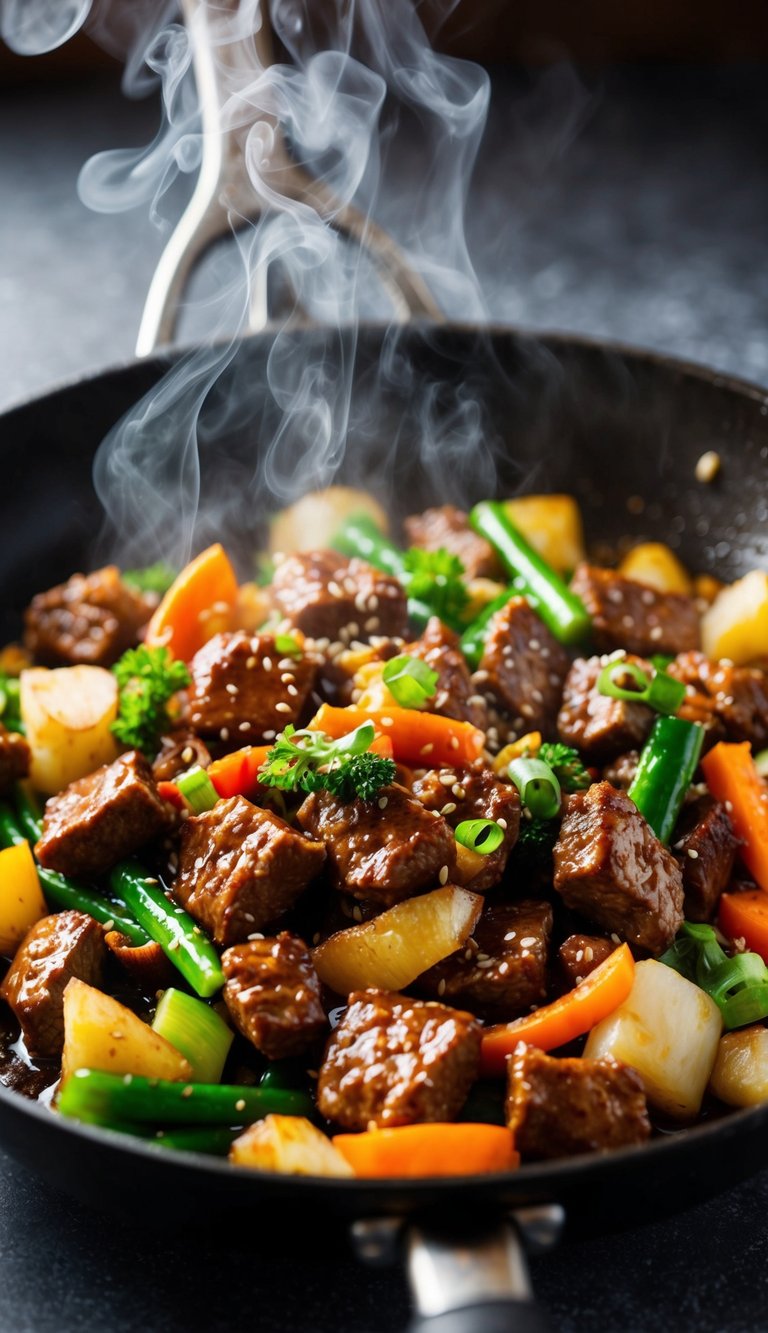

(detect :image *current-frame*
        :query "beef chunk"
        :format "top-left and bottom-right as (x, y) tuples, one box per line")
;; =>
(406, 618), (488, 730)
(317, 989), (480, 1129)
(505, 1044), (650, 1160)
(553, 781), (684, 954)
(296, 782), (456, 907)
(24, 566), (151, 667)
(35, 751), (171, 880)
(152, 732), (212, 782)
(558, 656), (654, 762)
(476, 598), (570, 740)
(222, 932), (326, 1059)
(570, 563), (700, 657)
(402, 505), (501, 580)
(417, 901), (552, 1020)
(602, 750), (640, 791)
(0, 724), (30, 793)
(669, 651), (768, 750)
(557, 934), (615, 990)
(672, 796), (739, 922)
(271, 551), (408, 645)
(1, 911), (105, 1056)
(176, 796), (325, 946)
(410, 765), (519, 892)
(183, 631), (317, 743)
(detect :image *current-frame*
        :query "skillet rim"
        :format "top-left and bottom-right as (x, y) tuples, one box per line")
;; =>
(1, 320), (768, 1202)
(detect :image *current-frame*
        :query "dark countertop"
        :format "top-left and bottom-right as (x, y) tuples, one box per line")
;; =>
(2, 64), (768, 1332)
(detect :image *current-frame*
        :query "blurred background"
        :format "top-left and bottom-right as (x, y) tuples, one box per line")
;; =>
(1, 2), (768, 403)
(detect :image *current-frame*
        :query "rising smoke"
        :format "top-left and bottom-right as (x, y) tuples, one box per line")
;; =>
(1, 1), (528, 569)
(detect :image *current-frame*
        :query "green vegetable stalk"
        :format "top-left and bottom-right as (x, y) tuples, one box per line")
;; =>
(469, 501), (591, 645)
(58, 1069), (314, 1126)
(627, 716), (705, 844)
(110, 860), (225, 998)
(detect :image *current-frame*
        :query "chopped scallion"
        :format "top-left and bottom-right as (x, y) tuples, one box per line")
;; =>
(152, 988), (234, 1084)
(454, 818), (504, 855)
(177, 766), (219, 814)
(381, 654), (439, 709)
(507, 757), (562, 820)
(597, 658), (685, 716)
(275, 633), (303, 659)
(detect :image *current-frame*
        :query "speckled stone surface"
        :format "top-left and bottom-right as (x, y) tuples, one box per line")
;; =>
(2, 64), (768, 1333)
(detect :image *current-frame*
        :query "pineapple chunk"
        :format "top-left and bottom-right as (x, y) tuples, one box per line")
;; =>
(503, 494), (585, 574)
(61, 978), (192, 1084)
(269, 487), (389, 555)
(619, 543), (692, 595)
(312, 885), (483, 995)
(230, 1115), (353, 1177)
(584, 960), (722, 1119)
(701, 570), (768, 665)
(709, 1027), (768, 1107)
(21, 665), (119, 795)
(0, 841), (48, 957)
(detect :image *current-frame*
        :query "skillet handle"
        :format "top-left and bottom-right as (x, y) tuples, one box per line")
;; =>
(403, 1214), (555, 1333)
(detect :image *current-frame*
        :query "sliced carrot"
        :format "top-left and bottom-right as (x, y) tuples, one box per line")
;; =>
(701, 742), (768, 892)
(719, 891), (768, 962)
(145, 544), (239, 663)
(156, 780), (185, 811)
(480, 943), (635, 1077)
(308, 703), (485, 768)
(207, 746), (272, 800)
(332, 1123), (518, 1178)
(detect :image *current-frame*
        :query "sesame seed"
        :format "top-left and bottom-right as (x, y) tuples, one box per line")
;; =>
(275, 701), (292, 714)
(687, 848), (700, 859)
(452, 785), (466, 800)
(378, 796), (389, 809)
(286, 684), (298, 696)
(220, 727), (230, 741)
(262, 656), (273, 672)
(263, 729), (276, 741)
(496, 818), (507, 830)
(438, 865), (449, 885)
(380, 716), (394, 727)
(440, 802), (457, 816)
(239, 721), (251, 732)
(225, 683), (238, 695)
(281, 672), (295, 684)
(235, 1098), (246, 1113)
(181, 1085), (194, 1098)
(695, 450), (721, 483)
(246, 656), (257, 668)
(420, 743), (434, 755)
(519, 936), (537, 948)
(364, 617), (380, 633)
(584, 946), (594, 961)
(328, 581), (343, 598)
(450, 736), (460, 750)
(437, 978), (446, 996)
(278, 658), (297, 670)
(181, 746), (194, 764)
(439, 773), (455, 786)
(352, 905), (363, 922)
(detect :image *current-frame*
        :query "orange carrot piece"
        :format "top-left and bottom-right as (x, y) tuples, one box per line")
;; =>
(308, 703), (485, 767)
(207, 746), (272, 800)
(156, 780), (185, 811)
(332, 1123), (519, 1178)
(701, 742), (768, 892)
(480, 943), (635, 1077)
(145, 544), (239, 663)
(719, 890), (768, 963)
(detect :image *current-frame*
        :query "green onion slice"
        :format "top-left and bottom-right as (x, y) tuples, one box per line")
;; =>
(177, 766), (219, 814)
(455, 819), (505, 855)
(597, 658), (685, 715)
(660, 922), (768, 1030)
(507, 757), (562, 819)
(152, 988), (234, 1084)
(382, 654), (439, 708)
(275, 633), (303, 659)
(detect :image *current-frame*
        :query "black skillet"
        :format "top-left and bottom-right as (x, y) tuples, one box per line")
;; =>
(1, 323), (768, 1331)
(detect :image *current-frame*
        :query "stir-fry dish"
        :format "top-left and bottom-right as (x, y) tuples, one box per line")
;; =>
(2, 489), (768, 1179)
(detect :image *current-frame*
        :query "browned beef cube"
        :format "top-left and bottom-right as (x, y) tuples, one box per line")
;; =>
(0, 723), (30, 793)
(271, 551), (408, 645)
(0, 912), (105, 1056)
(672, 796), (739, 922)
(417, 901), (552, 1020)
(558, 656), (654, 762)
(476, 598), (570, 740)
(601, 750), (640, 791)
(405, 618), (488, 731)
(505, 1044), (650, 1160)
(570, 564), (700, 657)
(410, 765), (519, 892)
(222, 932), (326, 1059)
(296, 782), (456, 907)
(175, 796), (325, 946)
(23, 566), (151, 667)
(183, 631), (317, 744)
(557, 934), (615, 990)
(669, 652), (768, 750)
(152, 732), (212, 782)
(35, 751), (171, 880)
(553, 781), (684, 954)
(317, 989), (480, 1129)
(402, 505), (502, 580)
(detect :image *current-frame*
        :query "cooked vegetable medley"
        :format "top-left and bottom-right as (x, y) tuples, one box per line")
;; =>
(2, 489), (768, 1179)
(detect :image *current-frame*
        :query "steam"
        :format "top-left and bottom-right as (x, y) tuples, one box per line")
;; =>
(3, 0), (523, 568)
